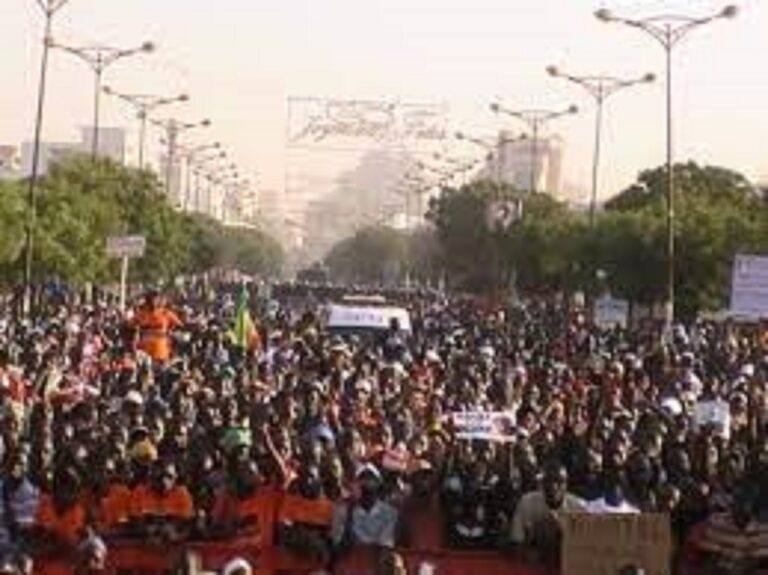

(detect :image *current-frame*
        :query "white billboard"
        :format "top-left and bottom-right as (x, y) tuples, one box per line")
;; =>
(287, 97), (447, 147)
(730, 255), (768, 319)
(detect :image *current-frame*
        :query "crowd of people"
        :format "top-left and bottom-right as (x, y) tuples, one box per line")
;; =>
(0, 282), (767, 575)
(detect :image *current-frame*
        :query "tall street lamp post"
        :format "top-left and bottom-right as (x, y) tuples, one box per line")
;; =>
(596, 5), (738, 329)
(103, 86), (188, 169)
(151, 117), (211, 204)
(24, 0), (73, 313)
(191, 151), (227, 214)
(179, 143), (221, 211)
(546, 65), (655, 225)
(49, 40), (155, 159)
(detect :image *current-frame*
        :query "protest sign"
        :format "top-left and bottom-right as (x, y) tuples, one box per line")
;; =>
(594, 295), (629, 329)
(451, 411), (516, 442)
(731, 255), (768, 319)
(562, 513), (672, 575)
(694, 399), (731, 440)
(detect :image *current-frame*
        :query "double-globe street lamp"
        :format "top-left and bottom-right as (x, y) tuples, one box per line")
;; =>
(49, 40), (155, 159)
(103, 86), (188, 169)
(489, 103), (578, 194)
(546, 66), (655, 225)
(595, 4), (738, 330)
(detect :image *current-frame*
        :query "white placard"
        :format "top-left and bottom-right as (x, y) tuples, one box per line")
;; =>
(106, 235), (146, 259)
(594, 295), (629, 329)
(694, 399), (731, 440)
(730, 255), (768, 319)
(452, 411), (516, 442)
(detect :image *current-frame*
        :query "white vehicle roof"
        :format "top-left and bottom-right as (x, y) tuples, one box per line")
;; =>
(326, 303), (412, 332)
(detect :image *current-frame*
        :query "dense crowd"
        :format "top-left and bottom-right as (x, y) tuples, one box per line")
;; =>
(0, 283), (767, 575)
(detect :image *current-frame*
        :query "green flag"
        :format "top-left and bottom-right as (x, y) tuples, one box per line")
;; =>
(232, 286), (258, 349)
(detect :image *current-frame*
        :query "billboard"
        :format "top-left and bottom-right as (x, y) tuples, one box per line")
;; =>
(287, 97), (448, 147)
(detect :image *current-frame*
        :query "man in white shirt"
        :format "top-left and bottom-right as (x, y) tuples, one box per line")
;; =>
(331, 464), (399, 552)
(510, 461), (586, 564)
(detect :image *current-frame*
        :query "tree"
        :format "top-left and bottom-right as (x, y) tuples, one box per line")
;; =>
(325, 226), (407, 285)
(0, 180), (26, 270)
(0, 156), (283, 285)
(599, 162), (766, 318)
(427, 178), (583, 293)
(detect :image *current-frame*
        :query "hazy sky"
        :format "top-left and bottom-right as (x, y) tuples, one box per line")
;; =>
(3, 0), (767, 203)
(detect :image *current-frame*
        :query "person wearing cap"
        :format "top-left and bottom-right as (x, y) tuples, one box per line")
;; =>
(331, 464), (399, 556)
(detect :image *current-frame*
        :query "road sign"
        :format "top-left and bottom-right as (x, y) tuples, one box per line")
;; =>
(107, 235), (146, 259)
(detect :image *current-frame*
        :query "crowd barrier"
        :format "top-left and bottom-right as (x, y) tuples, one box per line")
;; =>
(32, 521), (768, 575)
(33, 540), (556, 575)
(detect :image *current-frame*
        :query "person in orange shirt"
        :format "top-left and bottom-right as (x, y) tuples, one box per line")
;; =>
(31, 466), (92, 575)
(88, 457), (131, 535)
(211, 460), (277, 543)
(132, 291), (182, 364)
(129, 461), (193, 545)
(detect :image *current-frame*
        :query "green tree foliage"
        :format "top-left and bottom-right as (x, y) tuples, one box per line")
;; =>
(427, 179), (585, 293)
(325, 226), (407, 285)
(324, 225), (441, 286)
(0, 156), (282, 284)
(427, 163), (767, 318)
(603, 162), (766, 318)
(0, 180), (26, 267)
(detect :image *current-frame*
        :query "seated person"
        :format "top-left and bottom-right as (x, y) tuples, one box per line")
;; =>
(331, 465), (399, 556)
(509, 460), (587, 566)
(129, 460), (193, 545)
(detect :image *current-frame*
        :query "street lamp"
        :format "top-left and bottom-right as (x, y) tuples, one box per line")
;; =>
(151, 117), (211, 200)
(24, 0), (74, 313)
(596, 4), (738, 330)
(190, 150), (227, 214)
(177, 142), (221, 211)
(49, 40), (155, 159)
(547, 65), (654, 225)
(103, 86), (188, 168)
(490, 102), (577, 193)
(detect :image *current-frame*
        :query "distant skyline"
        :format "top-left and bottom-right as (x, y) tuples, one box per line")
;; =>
(3, 0), (767, 203)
